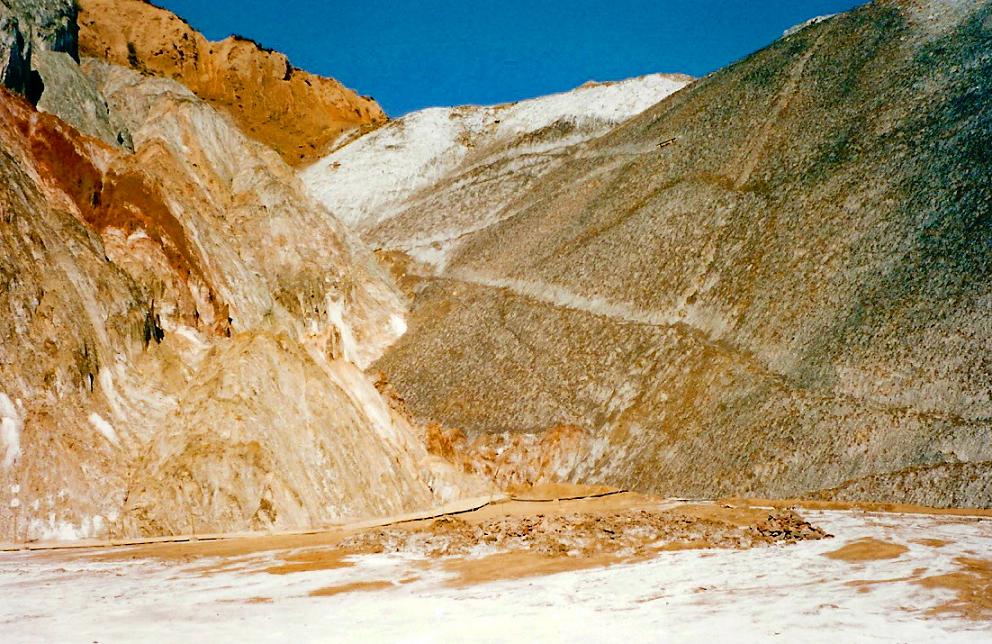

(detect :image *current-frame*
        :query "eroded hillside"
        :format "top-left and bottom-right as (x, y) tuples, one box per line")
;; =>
(1, 0), (989, 548)
(317, 0), (992, 507)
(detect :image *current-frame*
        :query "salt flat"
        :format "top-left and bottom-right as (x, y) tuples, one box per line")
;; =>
(2, 498), (990, 643)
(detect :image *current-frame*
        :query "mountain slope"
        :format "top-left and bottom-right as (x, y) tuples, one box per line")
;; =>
(77, 0), (386, 165)
(302, 74), (692, 269)
(352, 0), (992, 507)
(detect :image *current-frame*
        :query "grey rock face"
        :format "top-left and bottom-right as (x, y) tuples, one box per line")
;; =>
(33, 50), (131, 148)
(0, 0), (76, 102)
(0, 1), (130, 149)
(3, 0), (77, 57)
(0, 11), (33, 99)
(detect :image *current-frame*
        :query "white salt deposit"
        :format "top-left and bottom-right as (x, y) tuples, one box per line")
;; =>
(1, 509), (989, 642)
(301, 74), (691, 233)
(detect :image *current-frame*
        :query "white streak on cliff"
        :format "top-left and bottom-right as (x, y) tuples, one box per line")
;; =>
(87, 413), (119, 447)
(0, 394), (22, 469)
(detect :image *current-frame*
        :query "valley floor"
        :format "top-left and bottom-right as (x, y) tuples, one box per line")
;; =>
(1, 490), (990, 643)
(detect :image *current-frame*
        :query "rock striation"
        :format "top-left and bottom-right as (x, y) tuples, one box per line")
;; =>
(77, 0), (387, 166)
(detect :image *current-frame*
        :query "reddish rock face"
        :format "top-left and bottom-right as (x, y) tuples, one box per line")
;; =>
(76, 0), (386, 166)
(2, 89), (228, 334)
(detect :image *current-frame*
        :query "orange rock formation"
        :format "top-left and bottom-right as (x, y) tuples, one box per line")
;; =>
(76, 0), (386, 165)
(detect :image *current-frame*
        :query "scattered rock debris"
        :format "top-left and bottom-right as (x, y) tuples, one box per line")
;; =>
(340, 508), (831, 559)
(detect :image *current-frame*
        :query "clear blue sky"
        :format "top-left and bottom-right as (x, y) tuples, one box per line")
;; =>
(156, 0), (866, 116)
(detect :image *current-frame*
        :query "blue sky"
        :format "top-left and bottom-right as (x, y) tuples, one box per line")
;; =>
(156, 0), (866, 116)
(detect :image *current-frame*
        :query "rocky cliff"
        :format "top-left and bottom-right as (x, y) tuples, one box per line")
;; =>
(317, 0), (992, 507)
(0, 2), (486, 542)
(77, 0), (387, 166)
(0, 0), (129, 146)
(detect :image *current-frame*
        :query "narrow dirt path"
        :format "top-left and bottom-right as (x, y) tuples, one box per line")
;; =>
(445, 269), (688, 330)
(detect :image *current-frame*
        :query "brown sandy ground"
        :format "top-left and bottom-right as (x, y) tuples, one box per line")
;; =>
(828, 533), (992, 622)
(917, 557), (992, 621)
(824, 537), (909, 562)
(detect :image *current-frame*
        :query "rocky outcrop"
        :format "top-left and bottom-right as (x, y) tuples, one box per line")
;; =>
(77, 0), (386, 166)
(33, 50), (130, 146)
(335, 0), (992, 507)
(0, 55), (487, 542)
(81, 60), (405, 366)
(0, 0), (129, 147)
(0, 0), (77, 102)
